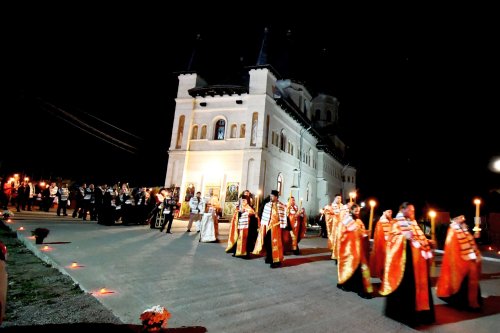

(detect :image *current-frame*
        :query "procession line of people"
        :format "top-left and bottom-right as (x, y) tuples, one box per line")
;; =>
(320, 196), (484, 328)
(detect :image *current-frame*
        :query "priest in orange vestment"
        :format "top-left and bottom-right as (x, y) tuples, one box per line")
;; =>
(337, 203), (373, 299)
(282, 196), (307, 255)
(379, 202), (435, 327)
(436, 215), (482, 310)
(254, 190), (287, 268)
(369, 209), (393, 278)
(225, 196), (258, 258)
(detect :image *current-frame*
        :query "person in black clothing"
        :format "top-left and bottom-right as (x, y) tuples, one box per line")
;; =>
(135, 187), (151, 225)
(15, 182), (28, 212)
(318, 209), (327, 238)
(72, 184), (86, 218)
(154, 188), (177, 233)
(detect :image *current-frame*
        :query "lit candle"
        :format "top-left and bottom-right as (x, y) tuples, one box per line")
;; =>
(429, 210), (436, 245)
(473, 198), (481, 238)
(71, 262), (78, 268)
(474, 198), (481, 218)
(368, 200), (376, 238)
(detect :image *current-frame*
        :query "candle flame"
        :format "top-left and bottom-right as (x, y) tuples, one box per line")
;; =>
(428, 210), (436, 218)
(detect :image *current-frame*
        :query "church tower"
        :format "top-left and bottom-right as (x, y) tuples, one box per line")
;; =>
(165, 27), (355, 217)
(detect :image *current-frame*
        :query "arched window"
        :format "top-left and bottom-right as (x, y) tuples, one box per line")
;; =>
(191, 125), (198, 139)
(280, 130), (286, 151)
(200, 125), (207, 139)
(306, 183), (310, 202)
(176, 115), (185, 149)
(277, 173), (283, 196)
(230, 124), (237, 138)
(250, 112), (258, 146)
(240, 124), (246, 138)
(309, 149), (313, 167)
(214, 119), (225, 140)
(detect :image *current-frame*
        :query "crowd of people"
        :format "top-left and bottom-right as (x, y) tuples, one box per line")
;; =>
(0, 175), (162, 226)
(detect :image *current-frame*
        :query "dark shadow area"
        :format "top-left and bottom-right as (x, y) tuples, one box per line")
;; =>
(427, 296), (500, 327)
(480, 271), (500, 281)
(0, 323), (207, 332)
(298, 247), (330, 255)
(283, 255), (332, 267)
(42, 241), (72, 244)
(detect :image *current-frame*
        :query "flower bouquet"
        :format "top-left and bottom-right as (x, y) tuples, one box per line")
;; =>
(140, 305), (171, 332)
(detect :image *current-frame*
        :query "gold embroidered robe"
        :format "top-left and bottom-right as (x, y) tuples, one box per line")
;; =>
(253, 201), (286, 262)
(337, 217), (373, 293)
(380, 219), (433, 312)
(225, 205), (256, 256)
(436, 223), (482, 308)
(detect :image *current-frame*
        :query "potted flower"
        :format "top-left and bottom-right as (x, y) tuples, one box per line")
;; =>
(31, 228), (50, 244)
(139, 305), (171, 332)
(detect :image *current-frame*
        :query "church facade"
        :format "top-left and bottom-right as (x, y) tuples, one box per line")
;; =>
(164, 65), (356, 218)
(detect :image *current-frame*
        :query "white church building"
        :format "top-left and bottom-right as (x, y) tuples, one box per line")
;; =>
(164, 65), (356, 218)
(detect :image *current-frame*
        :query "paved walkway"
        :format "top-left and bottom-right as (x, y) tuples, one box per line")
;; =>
(4, 210), (500, 332)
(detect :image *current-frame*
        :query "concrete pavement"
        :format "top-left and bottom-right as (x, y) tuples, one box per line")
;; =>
(4, 210), (500, 333)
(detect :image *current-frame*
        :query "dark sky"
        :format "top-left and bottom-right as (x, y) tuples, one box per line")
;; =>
(4, 9), (499, 217)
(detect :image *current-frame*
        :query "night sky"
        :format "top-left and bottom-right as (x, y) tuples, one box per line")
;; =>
(4, 9), (499, 217)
